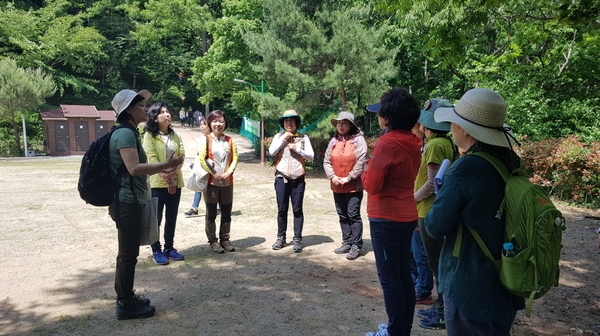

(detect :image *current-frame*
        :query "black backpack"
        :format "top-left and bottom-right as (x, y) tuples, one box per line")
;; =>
(78, 124), (136, 206)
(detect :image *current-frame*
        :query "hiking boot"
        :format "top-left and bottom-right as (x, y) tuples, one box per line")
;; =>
(416, 306), (438, 319)
(334, 243), (351, 254)
(184, 208), (198, 216)
(116, 298), (156, 320)
(418, 312), (445, 330)
(293, 239), (303, 253)
(210, 241), (224, 254)
(415, 291), (433, 305)
(220, 240), (235, 252)
(132, 291), (150, 306)
(152, 251), (169, 265)
(346, 245), (360, 260)
(164, 249), (184, 261)
(272, 237), (286, 250)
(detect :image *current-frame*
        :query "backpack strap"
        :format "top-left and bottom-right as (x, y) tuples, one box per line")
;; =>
(111, 124), (142, 227)
(471, 151), (511, 183)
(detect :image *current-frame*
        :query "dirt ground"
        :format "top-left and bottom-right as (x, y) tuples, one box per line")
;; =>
(1, 123), (599, 336)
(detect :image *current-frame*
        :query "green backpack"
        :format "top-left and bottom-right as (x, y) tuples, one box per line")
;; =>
(454, 152), (566, 317)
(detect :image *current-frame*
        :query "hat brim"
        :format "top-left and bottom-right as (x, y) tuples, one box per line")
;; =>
(330, 118), (358, 129)
(115, 89), (152, 116)
(365, 103), (380, 113)
(418, 110), (451, 132)
(435, 107), (517, 148)
(278, 115), (301, 127)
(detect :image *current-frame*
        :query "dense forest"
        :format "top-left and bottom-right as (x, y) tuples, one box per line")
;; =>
(1, 0), (599, 155)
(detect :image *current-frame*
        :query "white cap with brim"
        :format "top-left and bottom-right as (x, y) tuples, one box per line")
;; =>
(111, 89), (151, 117)
(434, 88), (518, 148)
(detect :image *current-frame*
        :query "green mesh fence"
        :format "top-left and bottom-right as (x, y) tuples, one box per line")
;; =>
(238, 108), (338, 159)
(239, 113), (261, 157)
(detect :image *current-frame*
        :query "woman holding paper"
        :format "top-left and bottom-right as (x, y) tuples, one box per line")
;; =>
(198, 110), (239, 253)
(413, 98), (457, 330)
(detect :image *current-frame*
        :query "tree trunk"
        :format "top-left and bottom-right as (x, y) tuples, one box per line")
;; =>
(340, 85), (347, 110)
(11, 118), (23, 156)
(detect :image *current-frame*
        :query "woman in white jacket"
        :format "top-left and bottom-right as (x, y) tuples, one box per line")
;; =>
(268, 110), (314, 253)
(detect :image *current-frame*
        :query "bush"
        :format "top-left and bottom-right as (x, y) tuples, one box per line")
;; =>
(518, 136), (600, 208)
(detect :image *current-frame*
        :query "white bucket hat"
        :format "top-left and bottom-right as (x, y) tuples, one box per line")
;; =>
(111, 89), (151, 117)
(434, 88), (517, 148)
(331, 111), (358, 129)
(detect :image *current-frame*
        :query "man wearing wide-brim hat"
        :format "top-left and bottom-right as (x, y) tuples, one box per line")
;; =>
(268, 109), (315, 253)
(425, 88), (525, 335)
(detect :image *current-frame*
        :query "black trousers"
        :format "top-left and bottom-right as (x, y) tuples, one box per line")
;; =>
(333, 191), (364, 247)
(114, 201), (142, 301)
(274, 176), (305, 240)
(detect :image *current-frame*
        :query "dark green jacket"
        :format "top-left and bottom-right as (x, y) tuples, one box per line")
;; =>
(425, 154), (525, 322)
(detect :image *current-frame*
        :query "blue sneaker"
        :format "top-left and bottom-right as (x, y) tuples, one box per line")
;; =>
(416, 306), (438, 319)
(418, 312), (445, 330)
(164, 249), (184, 261)
(152, 251), (169, 265)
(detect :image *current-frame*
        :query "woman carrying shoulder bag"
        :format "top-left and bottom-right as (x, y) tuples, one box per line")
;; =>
(109, 89), (184, 320)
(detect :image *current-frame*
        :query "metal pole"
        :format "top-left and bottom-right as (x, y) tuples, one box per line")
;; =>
(259, 80), (265, 166)
(22, 115), (28, 157)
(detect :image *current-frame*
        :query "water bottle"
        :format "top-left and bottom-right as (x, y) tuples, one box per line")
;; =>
(503, 242), (516, 257)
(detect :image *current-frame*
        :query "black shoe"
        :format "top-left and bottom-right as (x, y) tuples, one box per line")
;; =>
(293, 239), (303, 253)
(132, 292), (150, 306)
(334, 243), (351, 254)
(346, 245), (360, 260)
(185, 208), (198, 216)
(272, 237), (286, 250)
(116, 298), (156, 320)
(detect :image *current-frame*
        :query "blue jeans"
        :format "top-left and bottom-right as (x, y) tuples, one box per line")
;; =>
(333, 191), (363, 247)
(370, 220), (417, 336)
(192, 191), (202, 209)
(274, 176), (305, 240)
(114, 201), (142, 301)
(411, 228), (433, 295)
(150, 188), (182, 251)
(444, 296), (517, 336)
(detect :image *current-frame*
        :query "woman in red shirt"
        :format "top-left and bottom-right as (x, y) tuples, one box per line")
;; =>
(323, 111), (368, 260)
(362, 88), (422, 336)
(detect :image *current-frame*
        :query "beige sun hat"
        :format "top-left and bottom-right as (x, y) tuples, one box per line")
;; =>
(330, 111), (358, 128)
(278, 109), (301, 128)
(111, 89), (152, 117)
(434, 88), (518, 148)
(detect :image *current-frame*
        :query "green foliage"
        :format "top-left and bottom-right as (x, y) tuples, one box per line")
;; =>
(0, 57), (55, 155)
(242, 0), (398, 121)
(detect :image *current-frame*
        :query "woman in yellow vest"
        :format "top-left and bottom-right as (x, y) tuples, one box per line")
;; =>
(323, 111), (368, 260)
(143, 102), (186, 265)
(198, 110), (239, 253)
